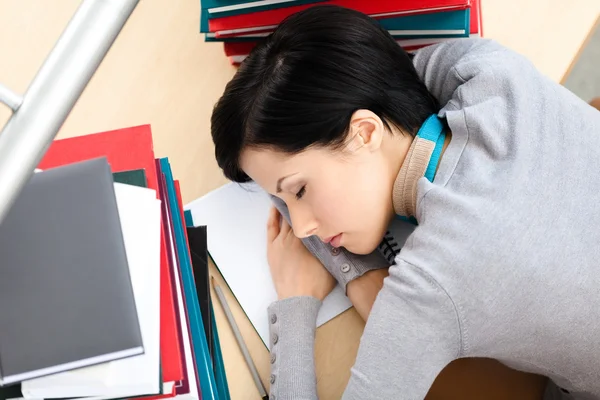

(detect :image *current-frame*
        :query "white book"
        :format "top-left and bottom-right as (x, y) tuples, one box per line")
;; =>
(21, 183), (162, 399)
(185, 182), (352, 346)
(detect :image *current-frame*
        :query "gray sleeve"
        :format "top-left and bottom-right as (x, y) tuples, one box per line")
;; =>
(270, 195), (389, 292)
(267, 296), (321, 400)
(343, 259), (460, 399)
(267, 260), (461, 400)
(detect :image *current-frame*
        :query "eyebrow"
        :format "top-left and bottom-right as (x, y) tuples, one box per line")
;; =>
(276, 173), (299, 193)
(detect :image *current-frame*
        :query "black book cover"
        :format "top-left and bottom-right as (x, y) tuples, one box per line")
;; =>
(185, 226), (213, 362)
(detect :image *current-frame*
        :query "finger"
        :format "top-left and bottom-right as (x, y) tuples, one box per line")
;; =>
(267, 206), (281, 242)
(280, 216), (292, 237)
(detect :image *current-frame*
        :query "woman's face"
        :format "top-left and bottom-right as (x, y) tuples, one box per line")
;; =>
(240, 111), (406, 255)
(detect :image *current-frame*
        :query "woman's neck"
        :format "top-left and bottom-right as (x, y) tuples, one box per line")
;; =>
(386, 130), (414, 188)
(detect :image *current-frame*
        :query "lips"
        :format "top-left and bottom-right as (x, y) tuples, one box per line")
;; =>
(323, 233), (342, 248)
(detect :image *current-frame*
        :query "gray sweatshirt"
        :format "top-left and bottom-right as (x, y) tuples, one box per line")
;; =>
(267, 38), (600, 400)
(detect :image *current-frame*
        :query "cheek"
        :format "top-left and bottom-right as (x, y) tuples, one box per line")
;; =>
(318, 167), (391, 253)
(309, 186), (347, 228)
(312, 172), (389, 229)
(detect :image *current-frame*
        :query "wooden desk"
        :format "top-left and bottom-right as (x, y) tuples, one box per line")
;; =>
(1, 1), (598, 399)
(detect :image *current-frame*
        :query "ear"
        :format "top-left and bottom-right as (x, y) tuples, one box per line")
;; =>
(346, 109), (385, 153)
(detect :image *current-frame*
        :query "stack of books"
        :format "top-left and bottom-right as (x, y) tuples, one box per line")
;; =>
(200, 0), (483, 65)
(0, 126), (229, 400)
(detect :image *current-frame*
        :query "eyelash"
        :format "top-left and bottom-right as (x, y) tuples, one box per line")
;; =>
(295, 185), (306, 200)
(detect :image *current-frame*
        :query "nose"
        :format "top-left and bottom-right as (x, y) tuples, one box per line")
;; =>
(288, 203), (318, 239)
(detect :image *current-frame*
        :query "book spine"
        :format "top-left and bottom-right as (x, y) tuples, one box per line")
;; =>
(211, 300), (231, 400)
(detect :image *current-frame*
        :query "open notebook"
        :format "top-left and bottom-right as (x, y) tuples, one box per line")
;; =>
(185, 182), (352, 346)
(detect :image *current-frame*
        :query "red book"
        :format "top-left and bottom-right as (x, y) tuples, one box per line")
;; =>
(38, 125), (184, 395)
(224, 0), (482, 63)
(471, 0), (482, 36)
(216, 28), (272, 39)
(209, 0), (470, 34)
(224, 41), (256, 57)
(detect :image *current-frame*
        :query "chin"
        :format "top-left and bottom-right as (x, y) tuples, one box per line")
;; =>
(343, 221), (392, 255)
(343, 234), (383, 255)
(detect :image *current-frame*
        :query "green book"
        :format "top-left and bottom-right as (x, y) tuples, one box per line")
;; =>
(113, 169), (148, 188)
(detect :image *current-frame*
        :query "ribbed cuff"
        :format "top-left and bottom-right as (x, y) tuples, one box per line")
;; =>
(267, 296), (321, 400)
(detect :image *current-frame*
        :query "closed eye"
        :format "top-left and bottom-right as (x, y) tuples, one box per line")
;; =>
(295, 185), (306, 200)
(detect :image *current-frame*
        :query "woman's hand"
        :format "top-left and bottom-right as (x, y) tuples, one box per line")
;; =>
(267, 206), (336, 301)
